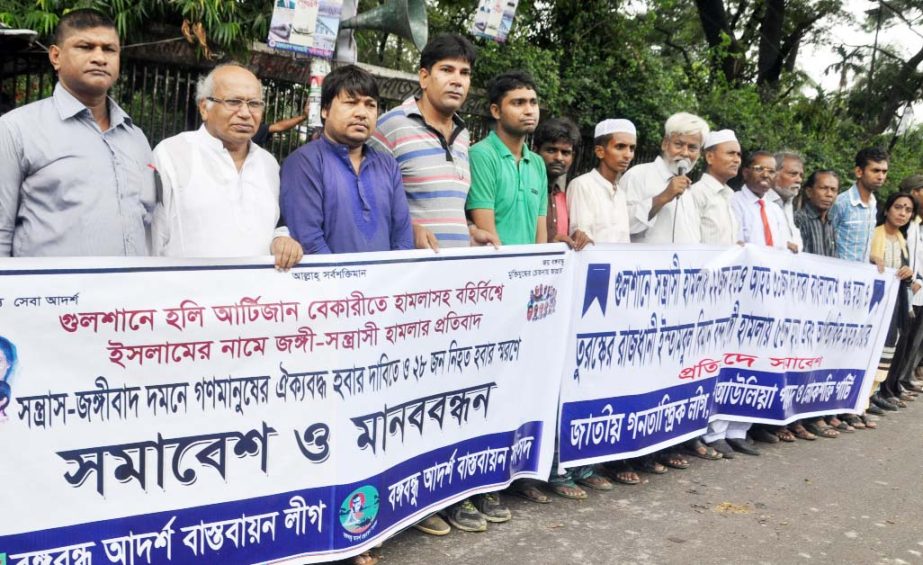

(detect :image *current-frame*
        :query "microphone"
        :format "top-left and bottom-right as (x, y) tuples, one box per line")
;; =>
(675, 158), (692, 177)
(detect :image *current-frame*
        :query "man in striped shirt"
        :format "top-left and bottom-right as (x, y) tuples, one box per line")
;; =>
(370, 33), (498, 251)
(368, 33), (499, 537)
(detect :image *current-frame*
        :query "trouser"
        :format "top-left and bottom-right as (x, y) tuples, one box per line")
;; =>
(898, 305), (923, 385)
(702, 419), (751, 442)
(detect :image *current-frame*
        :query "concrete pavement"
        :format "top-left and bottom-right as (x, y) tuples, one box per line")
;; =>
(370, 405), (923, 565)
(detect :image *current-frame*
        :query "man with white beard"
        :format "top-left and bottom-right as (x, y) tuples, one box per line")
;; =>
(622, 112), (709, 245)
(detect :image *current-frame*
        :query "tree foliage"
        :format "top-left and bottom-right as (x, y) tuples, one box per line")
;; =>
(4, 0), (922, 193)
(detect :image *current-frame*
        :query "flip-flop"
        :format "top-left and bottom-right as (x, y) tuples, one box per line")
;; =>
(685, 439), (722, 460)
(604, 461), (641, 485)
(791, 426), (816, 440)
(514, 483), (551, 503)
(658, 451), (690, 469)
(776, 428), (797, 442)
(549, 481), (588, 500)
(638, 456), (669, 474)
(576, 473), (615, 491)
(803, 421), (838, 438)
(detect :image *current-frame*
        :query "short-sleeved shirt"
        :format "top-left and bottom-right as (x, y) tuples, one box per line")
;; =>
(466, 131), (547, 245)
(369, 97), (471, 247)
(830, 184), (877, 263)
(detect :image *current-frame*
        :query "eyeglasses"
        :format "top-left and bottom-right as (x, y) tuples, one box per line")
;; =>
(207, 97), (266, 112)
(748, 165), (776, 176)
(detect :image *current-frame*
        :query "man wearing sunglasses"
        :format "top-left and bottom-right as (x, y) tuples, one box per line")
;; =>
(152, 63), (303, 269)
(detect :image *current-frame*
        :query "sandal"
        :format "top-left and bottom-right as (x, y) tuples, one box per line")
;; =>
(514, 482), (551, 503)
(685, 439), (723, 460)
(842, 414), (865, 430)
(776, 428), (797, 442)
(658, 450), (690, 470)
(860, 414), (878, 429)
(803, 421), (839, 438)
(638, 455), (668, 474)
(549, 480), (588, 500)
(576, 472), (615, 491)
(351, 551), (379, 565)
(604, 461), (641, 485)
(791, 425), (816, 440)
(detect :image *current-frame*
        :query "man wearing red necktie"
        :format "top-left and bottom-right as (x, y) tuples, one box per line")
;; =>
(730, 150), (790, 251)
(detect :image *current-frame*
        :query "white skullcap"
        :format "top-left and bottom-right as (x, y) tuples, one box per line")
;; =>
(595, 118), (636, 138)
(704, 129), (738, 149)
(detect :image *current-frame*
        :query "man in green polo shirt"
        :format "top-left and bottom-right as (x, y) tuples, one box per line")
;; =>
(467, 71), (548, 245)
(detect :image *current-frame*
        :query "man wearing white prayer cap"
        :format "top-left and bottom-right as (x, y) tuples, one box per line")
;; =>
(565, 118), (636, 244)
(621, 112), (709, 245)
(619, 113), (724, 467)
(690, 129), (741, 246)
(689, 128), (757, 458)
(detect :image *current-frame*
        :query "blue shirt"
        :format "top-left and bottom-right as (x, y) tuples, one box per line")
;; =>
(0, 83), (155, 257)
(280, 135), (413, 254)
(830, 184), (877, 263)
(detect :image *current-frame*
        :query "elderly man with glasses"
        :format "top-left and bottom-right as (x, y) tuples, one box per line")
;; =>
(152, 63), (303, 269)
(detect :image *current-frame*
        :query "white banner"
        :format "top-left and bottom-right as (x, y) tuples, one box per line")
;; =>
(0, 246), (572, 564)
(559, 244), (898, 469)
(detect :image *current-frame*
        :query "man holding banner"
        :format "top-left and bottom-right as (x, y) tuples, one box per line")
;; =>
(152, 63), (303, 269)
(467, 70), (547, 247)
(280, 65), (413, 254)
(369, 32), (497, 535)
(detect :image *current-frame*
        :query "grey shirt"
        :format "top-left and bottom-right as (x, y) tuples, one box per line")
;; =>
(0, 83), (155, 257)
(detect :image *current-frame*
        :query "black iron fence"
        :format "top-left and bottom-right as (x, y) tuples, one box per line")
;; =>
(1, 53), (652, 174)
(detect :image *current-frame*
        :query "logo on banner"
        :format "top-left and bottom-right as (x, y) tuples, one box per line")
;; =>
(527, 284), (558, 321)
(870, 279), (885, 312)
(582, 264), (610, 316)
(339, 485), (380, 538)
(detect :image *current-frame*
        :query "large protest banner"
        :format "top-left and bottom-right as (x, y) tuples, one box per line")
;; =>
(560, 244), (898, 469)
(0, 246), (572, 564)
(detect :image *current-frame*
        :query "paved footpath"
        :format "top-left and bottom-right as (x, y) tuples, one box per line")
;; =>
(358, 404), (923, 565)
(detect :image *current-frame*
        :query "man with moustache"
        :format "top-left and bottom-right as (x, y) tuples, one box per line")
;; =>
(795, 170), (839, 259)
(0, 9), (154, 257)
(368, 32), (495, 536)
(765, 151), (804, 253)
(689, 129), (741, 458)
(280, 65), (412, 254)
(566, 118), (636, 244)
(621, 112), (709, 245)
(467, 71), (546, 246)
(370, 33), (497, 252)
(533, 117), (592, 250)
(690, 129), (740, 246)
(152, 64), (302, 269)
(831, 147), (890, 264)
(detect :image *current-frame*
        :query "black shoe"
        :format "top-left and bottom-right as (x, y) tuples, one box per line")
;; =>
(871, 394), (899, 411)
(705, 439), (735, 459)
(866, 404), (886, 416)
(726, 437), (760, 456)
(750, 426), (780, 444)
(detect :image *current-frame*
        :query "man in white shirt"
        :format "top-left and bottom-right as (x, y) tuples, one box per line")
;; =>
(765, 151), (804, 253)
(690, 129), (740, 245)
(730, 150), (790, 251)
(566, 118), (636, 243)
(152, 63), (302, 268)
(621, 112), (709, 244)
